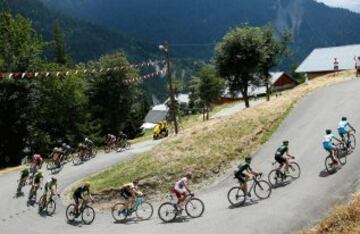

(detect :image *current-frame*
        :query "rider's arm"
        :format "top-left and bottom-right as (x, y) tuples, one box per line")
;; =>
(248, 168), (259, 177)
(349, 123), (356, 132)
(184, 184), (192, 194)
(285, 150), (294, 159)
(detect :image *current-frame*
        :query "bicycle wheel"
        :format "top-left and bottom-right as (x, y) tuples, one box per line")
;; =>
(185, 197), (205, 218)
(349, 134), (356, 150)
(337, 147), (347, 165)
(254, 180), (272, 200)
(268, 169), (281, 187)
(46, 200), (56, 216)
(72, 153), (82, 166)
(325, 156), (336, 173)
(38, 195), (46, 213)
(111, 202), (127, 222)
(136, 202), (153, 220)
(227, 186), (246, 207)
(66, 204), (76, 222)
(158, 202), (177, 223)
(288, 162), (301, 179)
(82, 206), (95, 225)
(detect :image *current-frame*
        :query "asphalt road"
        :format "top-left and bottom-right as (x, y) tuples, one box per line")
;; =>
(2, 78), (360, 234)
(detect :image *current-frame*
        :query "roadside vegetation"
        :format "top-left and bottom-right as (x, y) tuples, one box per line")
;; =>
(82, 71), (355, 204)
(299, 192), (360, 234)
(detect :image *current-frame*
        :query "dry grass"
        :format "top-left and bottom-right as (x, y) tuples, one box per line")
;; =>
(81, 71), (356, 203)
(299, 193), (360, 234)
(0, 165), (25, 176)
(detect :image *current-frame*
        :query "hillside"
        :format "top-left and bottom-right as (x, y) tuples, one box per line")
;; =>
(0, 0), (157, 63)
(41, 0), (360, 63)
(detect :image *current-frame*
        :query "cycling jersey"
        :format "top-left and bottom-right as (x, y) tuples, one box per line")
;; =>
(338, 121), (349, 135)
(21, 168), (30, 177)
(174, 177), (188, 193)
(237, 162), (251, 173)
(323, 134), (335, 151)
(73, 186), (89, 198)
(275, 145), (288, 158)
(33, 172), (43, 184)
(45, 179), (57, 191)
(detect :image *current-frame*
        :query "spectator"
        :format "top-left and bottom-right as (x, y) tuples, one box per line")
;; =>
(354, 56), (360, 77)
(333, 58), (339, 71)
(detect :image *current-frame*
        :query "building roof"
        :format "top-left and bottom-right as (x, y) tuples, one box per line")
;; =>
(270, 72), (299, 84)
(296, 44), (360, 73)
(144, 109), (168, 124)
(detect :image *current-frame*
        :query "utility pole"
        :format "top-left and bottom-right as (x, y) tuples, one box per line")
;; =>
(160, 42), (179, 134)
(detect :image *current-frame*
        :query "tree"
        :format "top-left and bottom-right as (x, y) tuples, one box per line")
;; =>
(215, 26), (266, 108)
(52, 20), (71, 65)
(87, 52), (138, 137)
(259, 25), (291, 101)
(197, 66), (225, 120)
(0, 4), (44, 72)
(0, 4), (44, 167)
(30, 66), (88, 154)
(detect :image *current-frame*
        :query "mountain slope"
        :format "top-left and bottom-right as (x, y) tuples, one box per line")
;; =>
(0, 0), (157, 63)
(40, 0), (360, 62)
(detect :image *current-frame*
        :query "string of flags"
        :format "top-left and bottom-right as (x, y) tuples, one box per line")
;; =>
(0, 60), (166, 83)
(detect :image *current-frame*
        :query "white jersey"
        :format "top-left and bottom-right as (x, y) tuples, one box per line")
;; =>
(323, 134), (334, 143)
(174, 177), (188, 192)
(338, 120), (348, 129)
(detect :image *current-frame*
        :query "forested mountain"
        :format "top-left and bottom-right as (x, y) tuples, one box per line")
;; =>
(41, 0), (360, 63)
(0, 0), (157, 63)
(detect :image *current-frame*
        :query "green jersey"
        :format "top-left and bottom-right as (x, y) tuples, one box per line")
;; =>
(275, 145), (288, 157)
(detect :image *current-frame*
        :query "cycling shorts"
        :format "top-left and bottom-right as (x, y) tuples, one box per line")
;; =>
(120, 189), (132, 200)
(275, 155), (287, 165)
(323, 142), (334, 151)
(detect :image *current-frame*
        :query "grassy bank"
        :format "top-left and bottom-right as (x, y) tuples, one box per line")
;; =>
(299, 193), (360, 234)
(80, 71), (355, 201)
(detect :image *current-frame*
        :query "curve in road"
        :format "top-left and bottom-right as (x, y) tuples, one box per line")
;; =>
(2, 78), (360, 234)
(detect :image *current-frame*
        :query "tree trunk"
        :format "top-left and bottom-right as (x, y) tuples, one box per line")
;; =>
(266, 83), (270, 101)
(241, 87), (250, 108)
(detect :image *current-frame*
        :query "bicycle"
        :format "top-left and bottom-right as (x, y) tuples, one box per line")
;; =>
(39, 193), (59, 216)
(111, 195), (153, 222)
(66, 199), (96, 225)
(115, 139), (131, 152)
(28, 184), (41, 204)
(325, 143), (347, 173)
(227, 174), (272, 207)
(268, 160), (301, 187)
(344, 130), (356, 151)
(158, 193), (205, 223)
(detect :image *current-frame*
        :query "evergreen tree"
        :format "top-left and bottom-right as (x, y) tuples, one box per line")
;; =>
(52, 20), (71, 65)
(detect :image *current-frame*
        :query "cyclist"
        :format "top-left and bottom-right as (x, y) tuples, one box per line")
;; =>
(172, 172), (193, 211)
(32, 154), (43, 170)
(43, 177), (60, 205)
(274, 141), (295, 177)
(105, 134), (117, 146)
(323, 129), (342, 166)
(73, 183), (93, 215)
(119, 180), (142, 215)
(60, 143), (71, 162)
(29, 170), (43, 200)
(17, 167), (31, 193)
(338, 117), (356, 147)
(235, 157), (261, 199)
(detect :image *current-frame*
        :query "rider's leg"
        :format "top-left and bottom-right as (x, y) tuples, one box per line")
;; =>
(242, 175), (249, 195)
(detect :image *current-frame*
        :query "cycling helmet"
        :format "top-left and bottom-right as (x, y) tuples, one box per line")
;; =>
(326, 129), (332, 134)
(245, 156), (252, 163)
(283, 140), (289, 146)
(133, 179), (139, 185)
(185, 171), (193, 178)
(342, 117), (347, 121)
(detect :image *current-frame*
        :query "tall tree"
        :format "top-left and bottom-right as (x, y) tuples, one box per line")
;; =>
(52, 20), (71, 65)
(87, 52), (138, 137)
(215, 26), (266, 108)
(0, 4), (44, 167)
(197, 66), (225, 120)
(260, 25), (291, 101)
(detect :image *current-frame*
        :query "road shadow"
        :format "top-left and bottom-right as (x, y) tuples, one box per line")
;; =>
(228, 199), (260, 209)
(113, 217), (153, 225)
(159, 216), (191, 224)
(66, 220), (84, 227)
(270, 180), (292, 189)
(319, 169), (337, 177)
